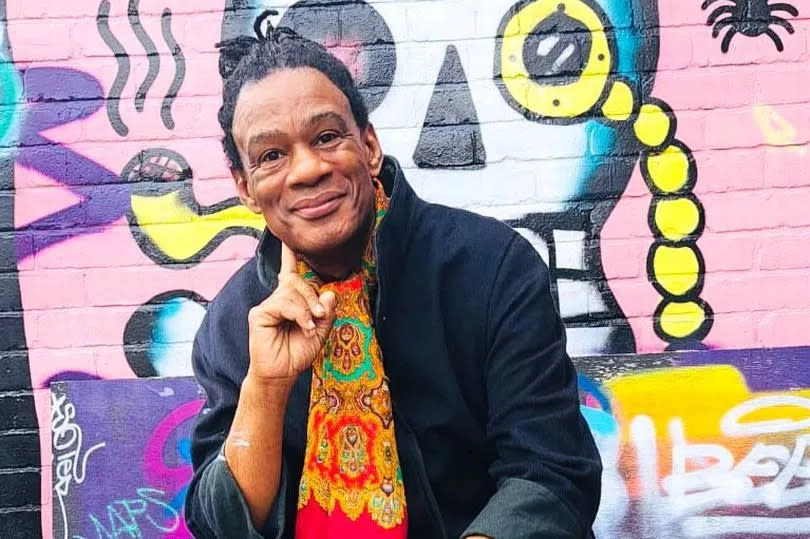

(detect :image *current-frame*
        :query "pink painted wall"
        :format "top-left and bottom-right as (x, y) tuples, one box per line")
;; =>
(0, 0), (808, 536)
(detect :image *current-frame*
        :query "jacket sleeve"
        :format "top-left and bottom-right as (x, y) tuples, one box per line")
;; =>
(462, 233), (602, 539)
(183, 313), (289, 539)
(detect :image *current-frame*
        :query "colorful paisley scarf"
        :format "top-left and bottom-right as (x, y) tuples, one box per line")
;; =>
(294, 182), (407, 538)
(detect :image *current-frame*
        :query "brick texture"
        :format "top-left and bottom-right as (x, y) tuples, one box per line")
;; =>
(1, 0), (809, 536)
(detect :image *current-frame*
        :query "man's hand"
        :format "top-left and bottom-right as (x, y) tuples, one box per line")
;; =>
(246, 243), (337, 386)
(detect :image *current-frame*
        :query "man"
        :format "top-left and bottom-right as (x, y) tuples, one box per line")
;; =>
(185, 14), (601, 539)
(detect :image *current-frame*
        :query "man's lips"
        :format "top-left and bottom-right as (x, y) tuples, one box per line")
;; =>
(290, 191), (346, 219)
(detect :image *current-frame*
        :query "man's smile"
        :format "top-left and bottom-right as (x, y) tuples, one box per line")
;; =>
(290, 190), (346, 220)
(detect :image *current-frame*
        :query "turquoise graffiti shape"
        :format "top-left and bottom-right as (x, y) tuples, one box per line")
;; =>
(0, 53), (21, 148)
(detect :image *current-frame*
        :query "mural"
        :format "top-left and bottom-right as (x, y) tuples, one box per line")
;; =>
(50, 378), (202, 539)
(0, 0), (806, 535)
(96, 0), (187, 134)
(578, 346), (810, 538)
(47, 348), (810, 539)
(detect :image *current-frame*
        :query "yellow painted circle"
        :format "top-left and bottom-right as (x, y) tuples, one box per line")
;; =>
(601, 80), (634, 121)
(644, 144), (690, 193)
(654, 198), (701, 241)
(500, 0), (611, 119)
(659, 301), (707, 339)
(652, 245), (700, 297)
(634, 103), (672, 148)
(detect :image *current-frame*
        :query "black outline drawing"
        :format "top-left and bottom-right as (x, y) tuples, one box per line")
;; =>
(702, 0), (800, 53)
(275, 0), (396, 113)
(97, 0), (131, 136)
(122, 148), (263, 267)
(161, 8), (185, 130)
(128, 0), (160, 112)
(640, 138), (714, 347)
(493, 0), (620, 126)
(492, 0), (647, 354)
(97, 1), (185, 135)
(123, 290), (209, 378)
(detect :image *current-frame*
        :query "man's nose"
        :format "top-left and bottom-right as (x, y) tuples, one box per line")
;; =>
(286, 145), (330, 187)
(412, 45), (486, 170)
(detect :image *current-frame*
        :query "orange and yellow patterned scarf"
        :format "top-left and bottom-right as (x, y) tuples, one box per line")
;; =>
(294, 182), (407, 538)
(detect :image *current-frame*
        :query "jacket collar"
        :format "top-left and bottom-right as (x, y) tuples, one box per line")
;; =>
(256, 155), (418, 289)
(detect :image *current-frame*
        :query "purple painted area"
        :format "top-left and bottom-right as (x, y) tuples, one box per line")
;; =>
(675, 345), (810, 392)
(44, 371), (102, 386)
(16, 68), (130, 262)
(51, 378), (203, 539)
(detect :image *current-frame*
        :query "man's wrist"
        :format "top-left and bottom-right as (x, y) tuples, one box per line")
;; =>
(242, 370), (296, 404)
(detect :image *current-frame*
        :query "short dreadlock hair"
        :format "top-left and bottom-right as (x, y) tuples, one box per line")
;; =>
(217, 10), (369, 172)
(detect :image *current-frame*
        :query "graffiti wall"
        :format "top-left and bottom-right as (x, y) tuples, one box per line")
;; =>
(45, 349), (810, 539)
(579, 346), (810, 538)
(0, 0), (807, 536)
(50, 378), (202, 539)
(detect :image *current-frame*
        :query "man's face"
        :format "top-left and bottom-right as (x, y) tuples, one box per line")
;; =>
(231, 67), (382, 257)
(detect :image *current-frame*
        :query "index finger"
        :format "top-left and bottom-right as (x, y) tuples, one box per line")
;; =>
(279, 243), (298, 275)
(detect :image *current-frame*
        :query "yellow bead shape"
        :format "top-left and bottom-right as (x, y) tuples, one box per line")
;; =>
(634, 103), (672, 148)
(659, 301), (707, 339)
(499, 0), (611, 119)
(601, 80), (634, 121)
(644, 144), (691, 193)
(652, 244), (700, 296)
(654, 197), (700, 241)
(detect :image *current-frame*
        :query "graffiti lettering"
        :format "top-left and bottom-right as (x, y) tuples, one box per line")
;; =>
(52, 392), (107, 539)
(78, 488), (180, 539)
(623, 396), (810, 536)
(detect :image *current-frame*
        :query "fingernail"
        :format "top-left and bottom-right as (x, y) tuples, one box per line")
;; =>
(313, 304), (325, 317)
(307, 320), (316, 330)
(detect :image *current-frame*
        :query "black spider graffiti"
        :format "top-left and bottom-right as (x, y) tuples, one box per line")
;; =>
(701, 0), (800, 53)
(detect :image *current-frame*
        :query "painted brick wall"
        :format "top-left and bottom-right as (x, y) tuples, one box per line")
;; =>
(0, 0), (808, 537)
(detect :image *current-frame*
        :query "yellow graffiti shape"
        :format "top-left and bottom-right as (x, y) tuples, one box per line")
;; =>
(608, 365), (810, 443)
(607, 365), (750, 440)
(601, 80), (634, 121)
(130, 191), (265, 264)
(652, 245), (701, 296)
(754, 104), (807, 155)
(499, 0), (611, 119)
(654, 198), (701, 241)
(633, 103), (672, 149)
(645, 145), (691, 194)
(658, 301), (708, 340)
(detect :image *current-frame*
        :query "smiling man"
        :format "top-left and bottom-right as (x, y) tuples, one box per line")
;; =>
(185, 15), (601, 539)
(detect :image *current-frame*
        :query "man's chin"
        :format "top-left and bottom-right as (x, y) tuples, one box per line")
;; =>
(290, 223), (356, 256)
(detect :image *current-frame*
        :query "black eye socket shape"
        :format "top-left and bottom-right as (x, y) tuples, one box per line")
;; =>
(277, 0), (397, 114)
(523, 11), (592, 86)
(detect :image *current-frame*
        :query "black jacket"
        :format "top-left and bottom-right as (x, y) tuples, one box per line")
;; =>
(185, 157), (601, 538)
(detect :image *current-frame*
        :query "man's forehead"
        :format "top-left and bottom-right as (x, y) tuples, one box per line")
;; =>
(235, 70), (352, 129)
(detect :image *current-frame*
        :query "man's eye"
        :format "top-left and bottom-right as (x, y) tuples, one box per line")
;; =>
(317, 132), (338, 145)
(261, 150), (282, 162)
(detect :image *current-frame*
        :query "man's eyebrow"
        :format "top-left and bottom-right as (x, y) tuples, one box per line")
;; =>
(247, 129), (286, 150)
(305, 111), (349, 132)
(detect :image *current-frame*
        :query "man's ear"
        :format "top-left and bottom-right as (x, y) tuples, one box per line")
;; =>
(231, 168), (261, 214)
(362, 123), (384, 177)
